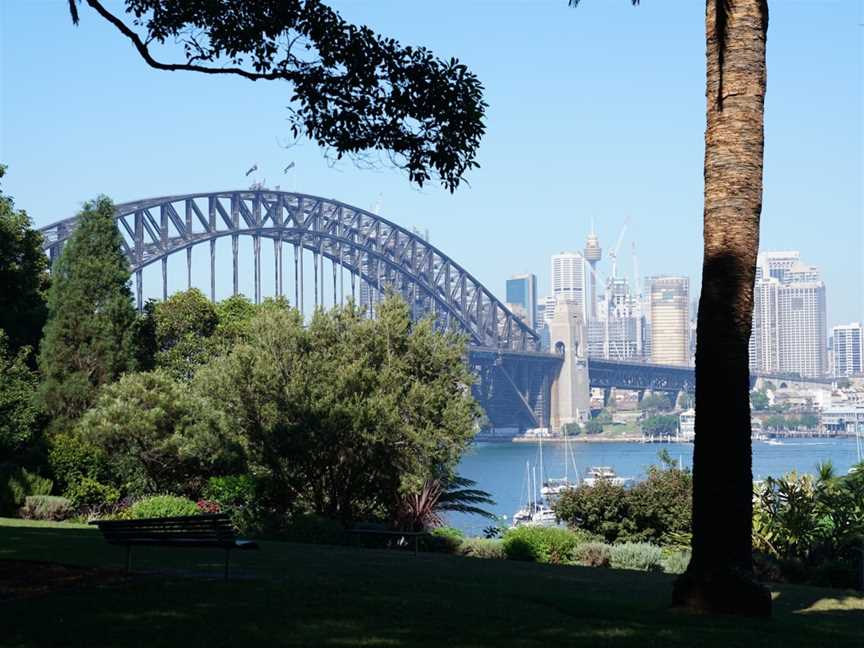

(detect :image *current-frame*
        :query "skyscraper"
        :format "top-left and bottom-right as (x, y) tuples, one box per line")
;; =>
(551, 252), (587, 320)
(505, 273), (537, 329)
(583, 231), (602, 321)
(831, 323), (863, 377)
(749, 251), (827, 377)
(647, 276), (690, 366)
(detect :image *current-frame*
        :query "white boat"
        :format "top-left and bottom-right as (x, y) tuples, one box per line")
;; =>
(582, 466), (634, 488)
(764, 438), (784, 446)
(530, 505), (558, 527)
(512, 461), (561, 527)
(541, 427), (581, 498)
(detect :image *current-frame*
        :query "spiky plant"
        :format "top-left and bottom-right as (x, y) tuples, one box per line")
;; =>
(396, 475), (496, 532)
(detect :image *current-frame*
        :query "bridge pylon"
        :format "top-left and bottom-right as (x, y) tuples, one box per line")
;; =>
(549, 300), (591, 432)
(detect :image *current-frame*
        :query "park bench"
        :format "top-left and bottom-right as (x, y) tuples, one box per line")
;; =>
(345, 528), (426, 555)
(90, 513), (258, 579)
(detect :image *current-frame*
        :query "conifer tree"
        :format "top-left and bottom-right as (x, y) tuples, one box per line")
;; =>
(38, 196), (136, 427)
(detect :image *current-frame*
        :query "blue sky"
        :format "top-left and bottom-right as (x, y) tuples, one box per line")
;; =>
(1, 0), (861, 327)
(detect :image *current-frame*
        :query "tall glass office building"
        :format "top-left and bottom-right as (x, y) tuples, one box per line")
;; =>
(749, 251), (827, 377)
(505, 273), (538, 329)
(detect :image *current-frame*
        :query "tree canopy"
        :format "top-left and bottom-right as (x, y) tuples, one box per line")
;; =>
(70, 0), (486, 192)
(0, 165), (48, 358)
(78, 370), (243, 495)
(0, 332), (42, 461)
(38, 197), (137, 426)
(194, 296), (479, 524)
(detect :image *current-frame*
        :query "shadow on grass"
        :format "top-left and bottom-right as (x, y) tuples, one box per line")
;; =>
(1, 523), (861, 647)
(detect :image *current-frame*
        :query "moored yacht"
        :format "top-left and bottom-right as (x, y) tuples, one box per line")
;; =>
(582, 466), (634, 488)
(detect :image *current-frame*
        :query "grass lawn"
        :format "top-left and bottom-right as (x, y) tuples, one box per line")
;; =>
(0, 518), (861, 647)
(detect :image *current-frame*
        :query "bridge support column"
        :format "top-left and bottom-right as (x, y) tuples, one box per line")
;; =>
(253, 235), (261, 305)
(232, 234), (239, 296)
(210, 240), (216, 302)
(186, 247), (192, 290)
(161, 257), (168, 300)
(603, 387), (613, 408)
(136, 270), (143, 311)
(275, 238), (282, 298)
(549, 300), (591, 433)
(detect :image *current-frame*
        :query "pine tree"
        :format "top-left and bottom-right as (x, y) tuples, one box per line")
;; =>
(38, 196), (136, 427)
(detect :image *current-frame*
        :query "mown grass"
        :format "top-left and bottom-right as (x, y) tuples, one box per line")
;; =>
(0, 519), (861, 647)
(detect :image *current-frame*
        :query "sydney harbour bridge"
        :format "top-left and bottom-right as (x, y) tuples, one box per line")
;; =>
(39, 189), (695, 431)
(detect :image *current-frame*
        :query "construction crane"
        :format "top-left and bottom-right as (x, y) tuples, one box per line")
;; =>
(608, 218), (630, 280)
(572, 249), (627, 361)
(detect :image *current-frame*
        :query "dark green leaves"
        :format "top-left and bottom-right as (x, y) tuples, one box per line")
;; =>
(74, 1), (486, 192)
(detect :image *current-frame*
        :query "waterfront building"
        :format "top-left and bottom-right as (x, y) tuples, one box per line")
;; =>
(749, 251), (827, 377)
(832, 323), (864, 377)
(820, 404), (864, 436)
(506, 273), (538, 329)
(679, 409), (695, 442)
(647, 276), (690, 366)
(551, 252), (588, 321)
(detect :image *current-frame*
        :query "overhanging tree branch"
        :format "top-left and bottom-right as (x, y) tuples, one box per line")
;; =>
(70, 0), (487, 192)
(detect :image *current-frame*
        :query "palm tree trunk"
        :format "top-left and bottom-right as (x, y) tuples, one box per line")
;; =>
(673, 0), (772, 616)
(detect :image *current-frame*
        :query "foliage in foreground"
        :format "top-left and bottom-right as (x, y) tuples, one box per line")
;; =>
(0, 332), (42, 461)
(554, 456), (692, 545)
(77, 370), (243, 496)
(395, 475), (496, 531)
(71, 1), (486, 193)
(752, 464), (864, 588)
(38, 196), (138, 426)
(194, 296), (479, 525)
(126, 495), (201, 519)
(19, 495), (73, 521)
(0, 164), (48, 358)
(0, 465), (52, 516)
(502, 525), (588, 564)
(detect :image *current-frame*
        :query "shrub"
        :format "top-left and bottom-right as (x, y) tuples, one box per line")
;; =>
(0, 465), (52, 515)
(609, 542), (663, 572)
(661, 549), (691, 575)
(810, 558), (860, 590)
(47, 434), (110, 493)
(573, 542), (612, 568)
(196, 499), (221, 514)
(627, 465), (692, 544)
(458, 538), (505, 560)
(423, 526), (465, 553)
(554, 459), (692, 545)
(282, 514), (345, 545)
(202, 474), (262, 533)
(502, 526), (584, 564)
(126, 495), (200, 519)
(64, 477), (120, 511)
(19, 495), (74, 521)
(553, 480), (634, 543)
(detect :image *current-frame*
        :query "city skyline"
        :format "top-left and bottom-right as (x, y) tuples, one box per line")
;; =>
(1, 1), (860, 329)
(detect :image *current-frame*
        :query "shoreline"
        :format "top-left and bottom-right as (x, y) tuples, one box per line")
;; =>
(475, 434), (854, 445)
(479, 436), (674, 444)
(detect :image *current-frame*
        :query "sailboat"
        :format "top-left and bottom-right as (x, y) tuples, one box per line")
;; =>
(849, 425), (863, 475)
(512, 461), (536, 526)
(512, 462), (558, 527)
(541, 428), (581, 498)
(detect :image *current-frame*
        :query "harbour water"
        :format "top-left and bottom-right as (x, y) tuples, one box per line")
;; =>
(448, 437), (863, 535)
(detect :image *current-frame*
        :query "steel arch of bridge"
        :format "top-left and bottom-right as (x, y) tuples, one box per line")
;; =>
(39, 190), (540, 352)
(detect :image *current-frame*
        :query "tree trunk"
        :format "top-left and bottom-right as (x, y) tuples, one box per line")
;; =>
(672, 0), (772, 616)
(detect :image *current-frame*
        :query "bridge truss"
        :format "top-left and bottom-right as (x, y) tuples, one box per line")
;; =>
(39, 190), (540, 353)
